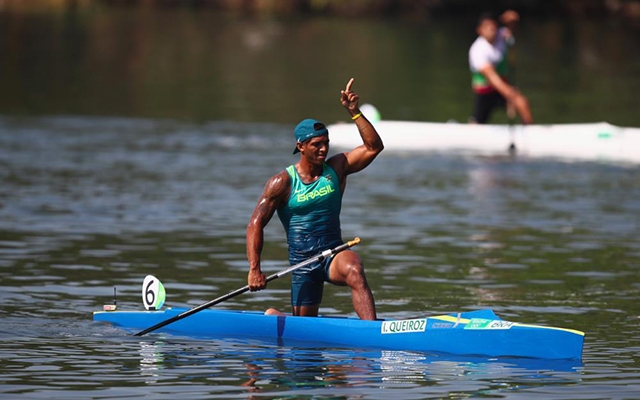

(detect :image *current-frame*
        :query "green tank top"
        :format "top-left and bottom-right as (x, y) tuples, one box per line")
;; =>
(277, 163), (343, 263)
(472, 56), (509, 93)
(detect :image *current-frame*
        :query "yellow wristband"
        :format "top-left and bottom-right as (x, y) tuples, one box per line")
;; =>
(351, 113), (362, 121)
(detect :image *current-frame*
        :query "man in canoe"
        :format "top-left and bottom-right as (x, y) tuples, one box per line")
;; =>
(246, 78), (383, 321)
(469, 10), (533, 125)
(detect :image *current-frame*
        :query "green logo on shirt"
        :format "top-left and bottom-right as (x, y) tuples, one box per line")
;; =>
(297, 184), (335, 203)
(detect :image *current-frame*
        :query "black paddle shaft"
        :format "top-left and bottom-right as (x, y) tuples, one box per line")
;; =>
(133, 237), (361, 336)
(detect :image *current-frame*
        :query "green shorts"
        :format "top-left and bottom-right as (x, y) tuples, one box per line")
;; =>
(290, 255), (334, 307)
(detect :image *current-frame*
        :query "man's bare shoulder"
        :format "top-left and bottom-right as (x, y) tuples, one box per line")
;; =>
(262, 169), (291, 199)
(327, 152), (348, 176)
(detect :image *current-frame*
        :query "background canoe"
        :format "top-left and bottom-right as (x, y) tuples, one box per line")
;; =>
(328, 120), (640, 164)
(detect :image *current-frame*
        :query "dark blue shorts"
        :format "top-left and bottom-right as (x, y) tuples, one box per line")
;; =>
(290, 255), (334, 307)
(472, 90), (507, 124)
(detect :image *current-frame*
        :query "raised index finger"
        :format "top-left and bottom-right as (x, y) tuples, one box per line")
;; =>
(345, 78), (354, 92)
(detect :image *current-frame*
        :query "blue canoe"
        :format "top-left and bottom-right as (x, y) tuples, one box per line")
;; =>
(93, 308), (584, 360)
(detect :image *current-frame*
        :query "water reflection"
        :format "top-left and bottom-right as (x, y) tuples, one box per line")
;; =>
(138, 340), (164, 384)
(127, 338), (583, 397)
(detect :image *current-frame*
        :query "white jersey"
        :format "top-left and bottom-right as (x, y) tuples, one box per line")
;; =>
(469, 27), (511, 73)
(469, 28), (513, 93)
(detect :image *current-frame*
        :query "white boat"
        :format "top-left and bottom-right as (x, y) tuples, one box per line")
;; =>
(328, 113), (640, 164)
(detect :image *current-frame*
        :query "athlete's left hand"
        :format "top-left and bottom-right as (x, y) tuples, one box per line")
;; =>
(340, 78), (360, 113)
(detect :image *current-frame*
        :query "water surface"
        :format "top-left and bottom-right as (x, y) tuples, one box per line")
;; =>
(1, 115), (639, 398)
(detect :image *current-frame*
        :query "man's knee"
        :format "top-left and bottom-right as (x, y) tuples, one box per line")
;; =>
(342, 260), (368, 287)
(265, 307), (286, 316)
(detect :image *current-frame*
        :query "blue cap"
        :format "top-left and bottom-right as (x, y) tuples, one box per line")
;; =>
(293, 119), (328, 154)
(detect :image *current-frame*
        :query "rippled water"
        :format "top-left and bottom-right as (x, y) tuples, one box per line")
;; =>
(1, 115), (639, 398)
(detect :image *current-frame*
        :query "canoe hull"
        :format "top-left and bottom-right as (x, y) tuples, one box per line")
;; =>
(94, 308), (584, 360)
(327, 120), (640, 164)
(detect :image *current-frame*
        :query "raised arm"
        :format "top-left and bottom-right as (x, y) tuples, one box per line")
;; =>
(330, 78), (384, 176)
(246, 170), (289, 291)
(500, 10), (520, 33)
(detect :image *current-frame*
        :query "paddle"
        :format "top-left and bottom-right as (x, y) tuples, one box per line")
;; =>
(133, 237), (361, 336)
(507, 105), (517, 154)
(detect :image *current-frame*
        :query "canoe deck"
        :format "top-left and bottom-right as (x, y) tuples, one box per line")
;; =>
(94, 308), (584, 360)
(327, 120), (640, 164)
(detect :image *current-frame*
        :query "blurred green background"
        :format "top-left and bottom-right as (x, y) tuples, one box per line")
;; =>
(1, 0), (639, 125)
